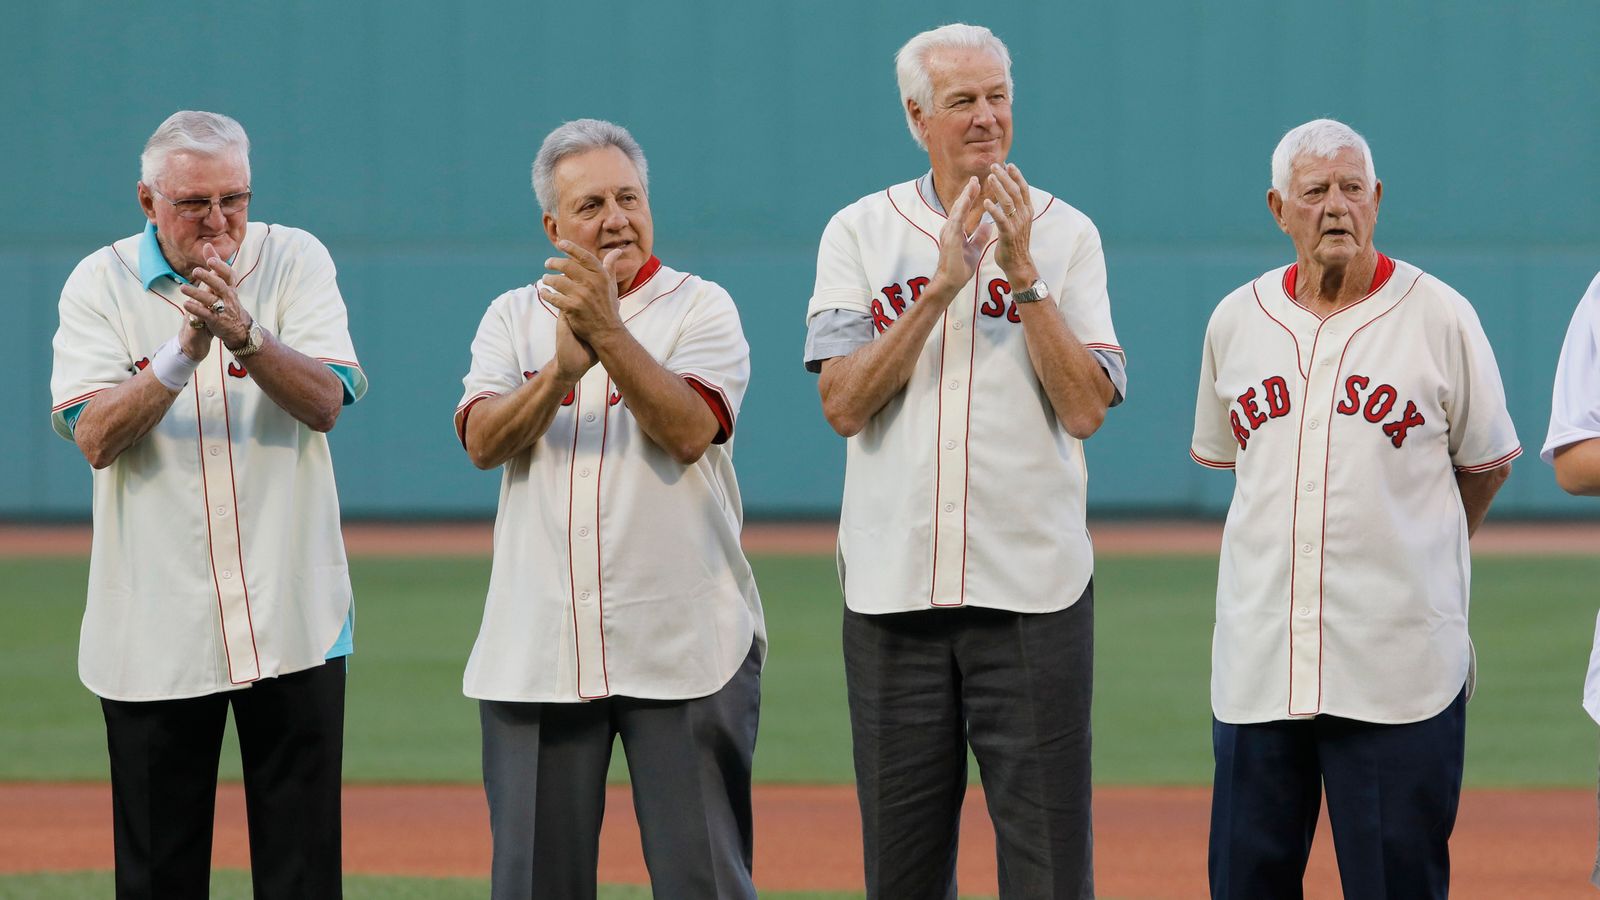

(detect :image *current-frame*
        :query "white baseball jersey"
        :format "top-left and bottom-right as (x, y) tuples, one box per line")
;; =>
(1192, 255), (1520, 724)
(456, 257), (764, 702)
(1540, 271), (1600, 724)
(49, 222), (367, 701)
(807, 178), (1124, 614)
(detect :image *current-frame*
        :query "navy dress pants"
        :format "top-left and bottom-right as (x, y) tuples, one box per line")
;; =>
(1210, 687), (1467, 900)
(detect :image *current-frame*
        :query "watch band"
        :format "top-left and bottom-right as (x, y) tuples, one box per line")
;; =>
(231, 321), (265, 357)
(1013, 279), (1050, 304)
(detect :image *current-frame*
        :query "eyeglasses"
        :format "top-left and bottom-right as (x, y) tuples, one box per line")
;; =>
(148, 185), (252, 220)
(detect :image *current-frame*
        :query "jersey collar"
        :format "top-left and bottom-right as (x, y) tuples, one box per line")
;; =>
(1282, 252), (1395, 303)
(621, 255), (662, 297)
(138, 221), (188, 290)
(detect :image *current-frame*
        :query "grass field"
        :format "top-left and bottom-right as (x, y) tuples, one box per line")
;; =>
(5, 552), (1598, 787)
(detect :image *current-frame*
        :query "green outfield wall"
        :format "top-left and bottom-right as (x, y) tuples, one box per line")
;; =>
(5, 0), (1598, 518)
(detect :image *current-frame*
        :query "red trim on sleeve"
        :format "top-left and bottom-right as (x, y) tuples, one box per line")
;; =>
(684, 376), (734, 443)
(1190, 449), (1236, 470)
(1455, 446), (1522, 474)
(454, 393), (498, 448)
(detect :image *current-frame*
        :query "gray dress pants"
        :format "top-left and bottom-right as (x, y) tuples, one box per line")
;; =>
(480, 641), (760, 900)
(844, 584), (1095, 900)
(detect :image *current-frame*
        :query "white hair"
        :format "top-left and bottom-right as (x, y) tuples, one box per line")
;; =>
(140, 110), (251, 188)
(1270, 118), (1377, 195)
(895, 23), (1014, 149)
(531, 118), (649, 214)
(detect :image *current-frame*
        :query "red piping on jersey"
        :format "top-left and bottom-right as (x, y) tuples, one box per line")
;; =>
(1455, 446), (1522, 473)
(928, 317), (948, 607)
(684, 376), (735, 443)
(1189, 449), (1235, 470)
(953, 241), (998, 608)
(1252, 281), (1309, 380)
(315, 356), (361, 368)
(1083, 342), (1123, 353)
(588, 378), (614, 699)
(193, 379), (239, 685)
(1286, 269), (1420, 716)
(564, 381), (592, 699)
(888, 188), (939, 247)
(623, 273), (692, 324)
(217, 351), (262, 683)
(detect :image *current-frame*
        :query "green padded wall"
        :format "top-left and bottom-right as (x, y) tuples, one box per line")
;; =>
(5, 1), (1598, 517)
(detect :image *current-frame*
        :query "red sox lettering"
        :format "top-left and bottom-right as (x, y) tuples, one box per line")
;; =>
(1228, 376), (1292, 449)
(871, 275), (1027, 333)
(1336, 375), (1426, 447)
(1229, 373), (1428, 451)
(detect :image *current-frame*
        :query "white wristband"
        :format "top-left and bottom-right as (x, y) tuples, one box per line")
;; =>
(150, 337), (202, 392)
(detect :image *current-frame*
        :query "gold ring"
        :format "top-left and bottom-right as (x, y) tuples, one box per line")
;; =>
(211, 301), (226, 314)
(188, 315), (205, 329)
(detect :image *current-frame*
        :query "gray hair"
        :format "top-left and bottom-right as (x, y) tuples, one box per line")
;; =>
(531, 118), (649, 214)
(1270, 119), (1377, 195)
(895, 23), (1014, 150)
(140, 110), (251, 188)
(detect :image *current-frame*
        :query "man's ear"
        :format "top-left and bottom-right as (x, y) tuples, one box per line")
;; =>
(1266, 189), (1288, 234)
(137, 183), (157, 222)
(543, 213), (560, 246)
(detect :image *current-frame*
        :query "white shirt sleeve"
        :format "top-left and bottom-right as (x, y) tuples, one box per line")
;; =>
(1441, 286), (1520, 471)
(1542, 273), (1600, 463)
(1190, 313), (1237, 468)
(50, 254), (137, 440)
(667, 282), (752, 434)
(271, 230), (366, 403)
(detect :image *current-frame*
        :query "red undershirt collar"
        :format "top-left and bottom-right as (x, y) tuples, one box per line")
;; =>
(624, 255), (662, 294)
(1283, 252), (1394, 300)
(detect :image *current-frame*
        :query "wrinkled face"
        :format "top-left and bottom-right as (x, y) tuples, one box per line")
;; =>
(137, 150), (250, 278)
(542, 145), (653, 290)
(1271, 146), (1382, 270)
(911, 46), (1013, 187)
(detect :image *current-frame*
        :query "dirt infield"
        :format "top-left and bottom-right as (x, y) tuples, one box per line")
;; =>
(2, 518), (1596, 558)
(1, 782), (1591, 897)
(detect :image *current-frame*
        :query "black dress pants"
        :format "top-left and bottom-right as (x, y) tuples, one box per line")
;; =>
(99, 656), (346, 900)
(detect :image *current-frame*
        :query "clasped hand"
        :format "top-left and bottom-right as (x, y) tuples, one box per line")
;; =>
(539, 241), (626, 382)
(177, 241), (253, 359)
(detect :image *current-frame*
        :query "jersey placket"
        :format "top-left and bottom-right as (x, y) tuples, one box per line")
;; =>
(929, 279), (978, 606)
(567, 369), (610, 699)
(1288, 317), (1353, 715)
(196, 344), (260, 684)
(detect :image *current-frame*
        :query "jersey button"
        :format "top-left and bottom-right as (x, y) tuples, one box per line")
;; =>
(208, 447), (220, 457)
(577, 527), (589, 538)
(1300, 543), (1312, 554)
(943, 502), (955, 513)
(205, 388), (216, 398)
(948, 380), (960, 390)
(216, 506), (227, 517)
(222, 570), (233, 580)
(1304, 481), (1316, 492)
(952, 321), (964, 330)
(578, 591), (592, 604)
(580, 468), (591, 478)
(945, 440), (957, 450)
(585, 413), (596, 422)
(1298, 606), (1310, 616)
(1308, 419), (1320, 430)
